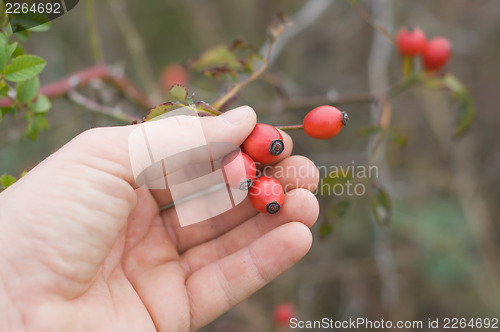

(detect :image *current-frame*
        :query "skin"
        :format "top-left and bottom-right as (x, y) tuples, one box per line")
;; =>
(0, 106), (320, 332)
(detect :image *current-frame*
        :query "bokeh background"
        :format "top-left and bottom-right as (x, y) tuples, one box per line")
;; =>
(1, 0), (499, 331)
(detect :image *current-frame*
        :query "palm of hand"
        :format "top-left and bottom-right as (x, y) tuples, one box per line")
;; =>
(0, 116), (319, 332)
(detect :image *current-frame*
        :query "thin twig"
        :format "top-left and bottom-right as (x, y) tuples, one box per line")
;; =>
(106, 0), (161, 101)
(0, 65), (152, 110)
(85, 0), (104, 63)
(351, 1), (395, 43)
(67, 90), (139, 123)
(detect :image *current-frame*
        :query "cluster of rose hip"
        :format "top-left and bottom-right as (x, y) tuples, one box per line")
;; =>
(222, 105), (348, 214)
(396, 26), (451, 71)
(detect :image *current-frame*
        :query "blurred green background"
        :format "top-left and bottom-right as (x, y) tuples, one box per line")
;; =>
(1, 0), (499, 331)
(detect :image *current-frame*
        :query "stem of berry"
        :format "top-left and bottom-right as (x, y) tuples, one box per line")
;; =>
(275, 124), (303, 131)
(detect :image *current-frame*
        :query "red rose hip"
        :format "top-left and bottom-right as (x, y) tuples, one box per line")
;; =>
(422, 37), (451, 71)
(303, 105), (349, 140)
(248, 176), (284, 214)
(273, 302), (297, 327)
(396, 27), (427, 56)
(221, 151), (257, 190)
(241, 123), (284, 164)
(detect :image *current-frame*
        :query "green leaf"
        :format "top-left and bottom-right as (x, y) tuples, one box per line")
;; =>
(0, 174), (16, 189)
(16, 76), (39, 103)
(15, 29), (30, 42)
(36, 113), (49, 131)
(169, 84), (188, 102)
(142, 102), (175, 122)
(10, 12), (51, 33)
(0, 33), (7, 72)
(196, 101), (219, 115)
(4, 55), (46, 82)
(24, 115), (39, 140)
(0, 84), (9, 98)
(32, 94), (51, 114)
(190, 44), (239, 71)
(5, 42), (18, 59)
(454, 94), (476, 137)
(1, 107), (16, 117)
(27, 21), (51, 32)
(12, 44), (25, 58)
(443, 74), (476, 137)
(370, 186), (391, 225)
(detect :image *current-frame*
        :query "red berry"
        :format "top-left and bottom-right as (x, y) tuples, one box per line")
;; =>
(161, 64), (189, 94)
(303, 105), (349, 140)
(241, 123), (284, 164)
(422, 37), (451, 71)
(396, 27), (427, 56)
(273, 302), (296, 327)
(221, 151), (256, 190)
(248, 176), (284, 214)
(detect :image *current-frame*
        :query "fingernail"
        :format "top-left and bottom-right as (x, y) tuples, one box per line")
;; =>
(219, 106), (253, 125)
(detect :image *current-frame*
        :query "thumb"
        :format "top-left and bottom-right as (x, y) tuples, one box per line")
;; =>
(45, 105), (257, 188)
(126, 105), (257, 189)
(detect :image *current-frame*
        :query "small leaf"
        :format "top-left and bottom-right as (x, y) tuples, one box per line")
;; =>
(370, 186), (391, 225)
(196, 101), (219, 116)
(169, 84), (188, 102)
(4, 55), (46, 82)
(454, 94), (476, 137)
(36, 114), (49, 131)
(202, 65), (238, 80)
(16, 76), (39, 103)
(0, 174), (16, 189)
(32, 94), (51, 113)
(142, 102), (175, 122)
(24, 115), (39, 140)
(0, 84), (9, 98)
(443, 74), (476, 137)
(190, 44), (239, 71)
(12, 44), (25, 58)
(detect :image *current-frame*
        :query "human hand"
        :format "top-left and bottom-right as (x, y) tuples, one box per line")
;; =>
(0, 106), (319, 331)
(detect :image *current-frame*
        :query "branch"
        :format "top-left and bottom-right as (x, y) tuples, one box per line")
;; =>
(261, 0), (335, 66)
(85, 0), (104, 63)
(351, 1), (395, 43)
(106, 0), (161, 102)
(0, 65), (153, 110)
(67, 90), (138, 123)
